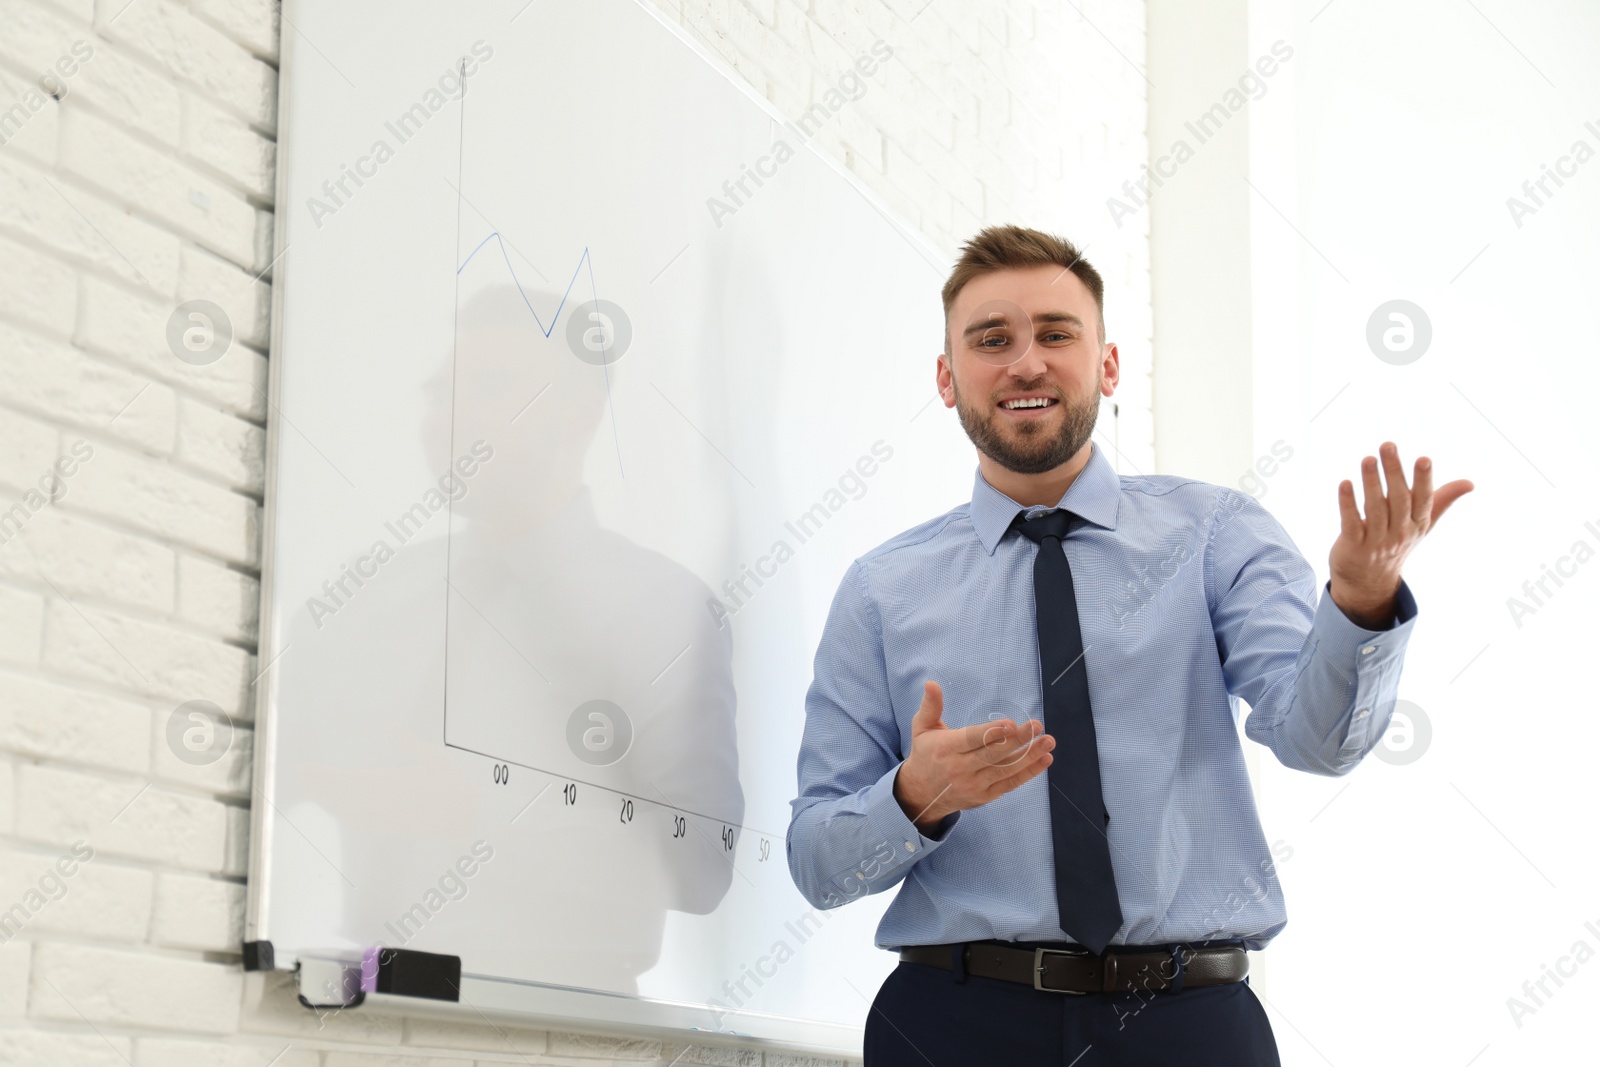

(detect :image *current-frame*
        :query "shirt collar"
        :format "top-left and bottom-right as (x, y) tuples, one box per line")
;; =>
(969, 441), (1121, 555)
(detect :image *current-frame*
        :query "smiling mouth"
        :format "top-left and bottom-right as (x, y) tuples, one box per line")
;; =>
(999, 397), (1059, 412)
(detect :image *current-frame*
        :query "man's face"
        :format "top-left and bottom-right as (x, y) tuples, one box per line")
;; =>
(936, 265), (1117, 475)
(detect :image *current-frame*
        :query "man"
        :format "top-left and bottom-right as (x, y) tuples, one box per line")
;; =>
(786, 225), (1472, 1065)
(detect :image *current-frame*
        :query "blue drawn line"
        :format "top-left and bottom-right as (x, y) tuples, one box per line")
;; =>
(457, 231), (587, 339)
(456, 231), (625, 477)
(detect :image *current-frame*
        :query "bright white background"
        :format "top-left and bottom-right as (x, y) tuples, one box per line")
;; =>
(1232, 2), (1600, 1063)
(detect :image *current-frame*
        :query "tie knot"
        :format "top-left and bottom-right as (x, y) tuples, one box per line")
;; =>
(1011, 508), (1077, 544)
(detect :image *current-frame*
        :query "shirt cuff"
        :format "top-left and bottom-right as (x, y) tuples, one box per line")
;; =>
(816, 763), (960, 906)
(866, 762), (959, 858)
(1318, 576), (1418, 644)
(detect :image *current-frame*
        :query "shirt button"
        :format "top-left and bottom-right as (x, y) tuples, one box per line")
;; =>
(904, 841), (916, 852)
(1355, 708), (1369, 719)
(1361, 645), (1376, 655)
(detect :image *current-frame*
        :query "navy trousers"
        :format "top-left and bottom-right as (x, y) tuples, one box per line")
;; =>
(863, 954), (1281, 1066)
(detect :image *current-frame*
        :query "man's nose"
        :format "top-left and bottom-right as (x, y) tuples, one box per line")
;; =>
(1004, 337), (1049, 379)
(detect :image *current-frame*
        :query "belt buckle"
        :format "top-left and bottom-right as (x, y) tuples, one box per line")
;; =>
(1032, 947), (1089, 994)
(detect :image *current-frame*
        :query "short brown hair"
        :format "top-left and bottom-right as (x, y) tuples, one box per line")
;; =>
(940, 225), (1105, 354)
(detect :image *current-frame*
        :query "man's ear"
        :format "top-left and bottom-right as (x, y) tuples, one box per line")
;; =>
(1099, 342), (1120, 396)
(936, 353), (956, 407)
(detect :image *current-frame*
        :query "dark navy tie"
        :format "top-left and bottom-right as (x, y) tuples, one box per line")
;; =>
(1012, 508), (1123, 953)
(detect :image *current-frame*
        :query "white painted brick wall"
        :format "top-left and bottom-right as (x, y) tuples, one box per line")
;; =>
(0, 0), (1150, 1064)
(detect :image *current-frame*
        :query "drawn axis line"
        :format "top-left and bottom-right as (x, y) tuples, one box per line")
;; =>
(443, 739), (782, 841)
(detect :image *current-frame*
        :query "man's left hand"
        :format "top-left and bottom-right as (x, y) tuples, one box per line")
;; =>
(1328, 441), (1474, 629)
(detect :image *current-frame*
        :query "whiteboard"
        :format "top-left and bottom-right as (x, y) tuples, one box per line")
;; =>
(247, 0), (972, 1054)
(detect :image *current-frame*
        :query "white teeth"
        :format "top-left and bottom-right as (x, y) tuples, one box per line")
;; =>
(1002, 397), (1054, 409)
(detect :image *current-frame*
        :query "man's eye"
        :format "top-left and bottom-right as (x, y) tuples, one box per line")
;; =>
(1042, 332), (1072, 342)
(978, 335), (1009, 348)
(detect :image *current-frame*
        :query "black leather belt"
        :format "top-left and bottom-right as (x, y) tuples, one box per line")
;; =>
(898, 940), (1249, 994)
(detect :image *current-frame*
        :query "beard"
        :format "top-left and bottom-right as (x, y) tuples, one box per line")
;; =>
(952, 368), (1102, 475)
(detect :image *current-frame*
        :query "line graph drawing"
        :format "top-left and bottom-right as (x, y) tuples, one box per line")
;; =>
(457, 231), (587, 340)
(438, 58), (752, 854)
(450, 56), (625, 461)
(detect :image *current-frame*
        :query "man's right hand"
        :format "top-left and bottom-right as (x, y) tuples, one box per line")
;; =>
(892, 680), (1054, 834)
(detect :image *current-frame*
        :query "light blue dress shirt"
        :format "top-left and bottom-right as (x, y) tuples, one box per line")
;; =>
(786, 441), (1418, 950)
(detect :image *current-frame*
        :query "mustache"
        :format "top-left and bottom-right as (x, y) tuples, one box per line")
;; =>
(990, 383), (1060, 401)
